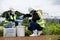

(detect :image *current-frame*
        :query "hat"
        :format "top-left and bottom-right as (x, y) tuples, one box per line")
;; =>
(9, 7), (14, 11)
(28, 8), (34, 12)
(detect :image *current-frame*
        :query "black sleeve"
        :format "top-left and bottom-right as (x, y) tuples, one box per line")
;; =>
(23, 14), (32, 18)
(6, 13), (10, 20)
(32, 13), (40, 22)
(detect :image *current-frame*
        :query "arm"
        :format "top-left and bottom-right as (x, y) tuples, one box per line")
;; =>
(23, 14), (32, 18)
(6, 13), (10, 21)
(17, 14), (32, 20)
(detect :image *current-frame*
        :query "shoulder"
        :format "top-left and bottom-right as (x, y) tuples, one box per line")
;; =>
(34, 12), (38, 16)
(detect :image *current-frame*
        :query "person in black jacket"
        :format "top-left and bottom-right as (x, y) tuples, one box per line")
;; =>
(23, 8), (43, 36)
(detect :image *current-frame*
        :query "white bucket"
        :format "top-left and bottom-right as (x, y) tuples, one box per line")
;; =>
(17, 26), (25, 36)
(3, 28), (16, 37)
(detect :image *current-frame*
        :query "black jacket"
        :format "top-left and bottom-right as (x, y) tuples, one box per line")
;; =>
(23, 10), (40, 22)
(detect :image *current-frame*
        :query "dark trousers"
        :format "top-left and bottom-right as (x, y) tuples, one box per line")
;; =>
(28, 21), (43, 31)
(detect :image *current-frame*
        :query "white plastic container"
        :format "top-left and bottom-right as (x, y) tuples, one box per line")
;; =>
(3, 28), (16, 37)
(17, 26), (25, 36)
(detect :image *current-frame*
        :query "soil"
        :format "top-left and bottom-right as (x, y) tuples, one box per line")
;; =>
(0, 35), (60, 40)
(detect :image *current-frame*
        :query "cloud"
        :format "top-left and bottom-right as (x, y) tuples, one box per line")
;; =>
(0, 0), (50, 13)
(0, 0), (60, 16)
(50, 0), (60, 5)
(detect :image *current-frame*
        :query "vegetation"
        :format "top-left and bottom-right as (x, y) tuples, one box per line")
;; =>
(25, 29), (32, 36)
(42, 21), (60, 35)
(0, 28), (3, 36)
(22, 17), (29, 27)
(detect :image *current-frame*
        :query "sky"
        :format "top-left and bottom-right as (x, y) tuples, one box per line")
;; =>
(0, 0), (60, 16)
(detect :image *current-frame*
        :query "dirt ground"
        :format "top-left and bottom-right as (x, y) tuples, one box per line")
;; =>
(0, 35), (60, 40)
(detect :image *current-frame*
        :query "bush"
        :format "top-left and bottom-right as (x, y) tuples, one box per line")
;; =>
(0, 28), (3, 36)
(25, 29), (32, 36)
(42, 21), (60, 35)
(22, 17), (29, 27)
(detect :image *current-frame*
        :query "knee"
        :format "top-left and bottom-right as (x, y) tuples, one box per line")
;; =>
(37, 27), (43, 31)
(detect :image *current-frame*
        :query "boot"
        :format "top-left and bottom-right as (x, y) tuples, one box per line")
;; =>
(30, 30), (37, 36)
(37, 31), (42, 36)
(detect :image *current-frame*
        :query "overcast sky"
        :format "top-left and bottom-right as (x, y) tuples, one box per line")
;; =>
(0, 0), (60, 16)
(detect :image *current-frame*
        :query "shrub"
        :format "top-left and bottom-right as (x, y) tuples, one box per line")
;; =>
(42, 21), (60, 35)
(0, 28), (3, 36)
(25, 29), (32, 36)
